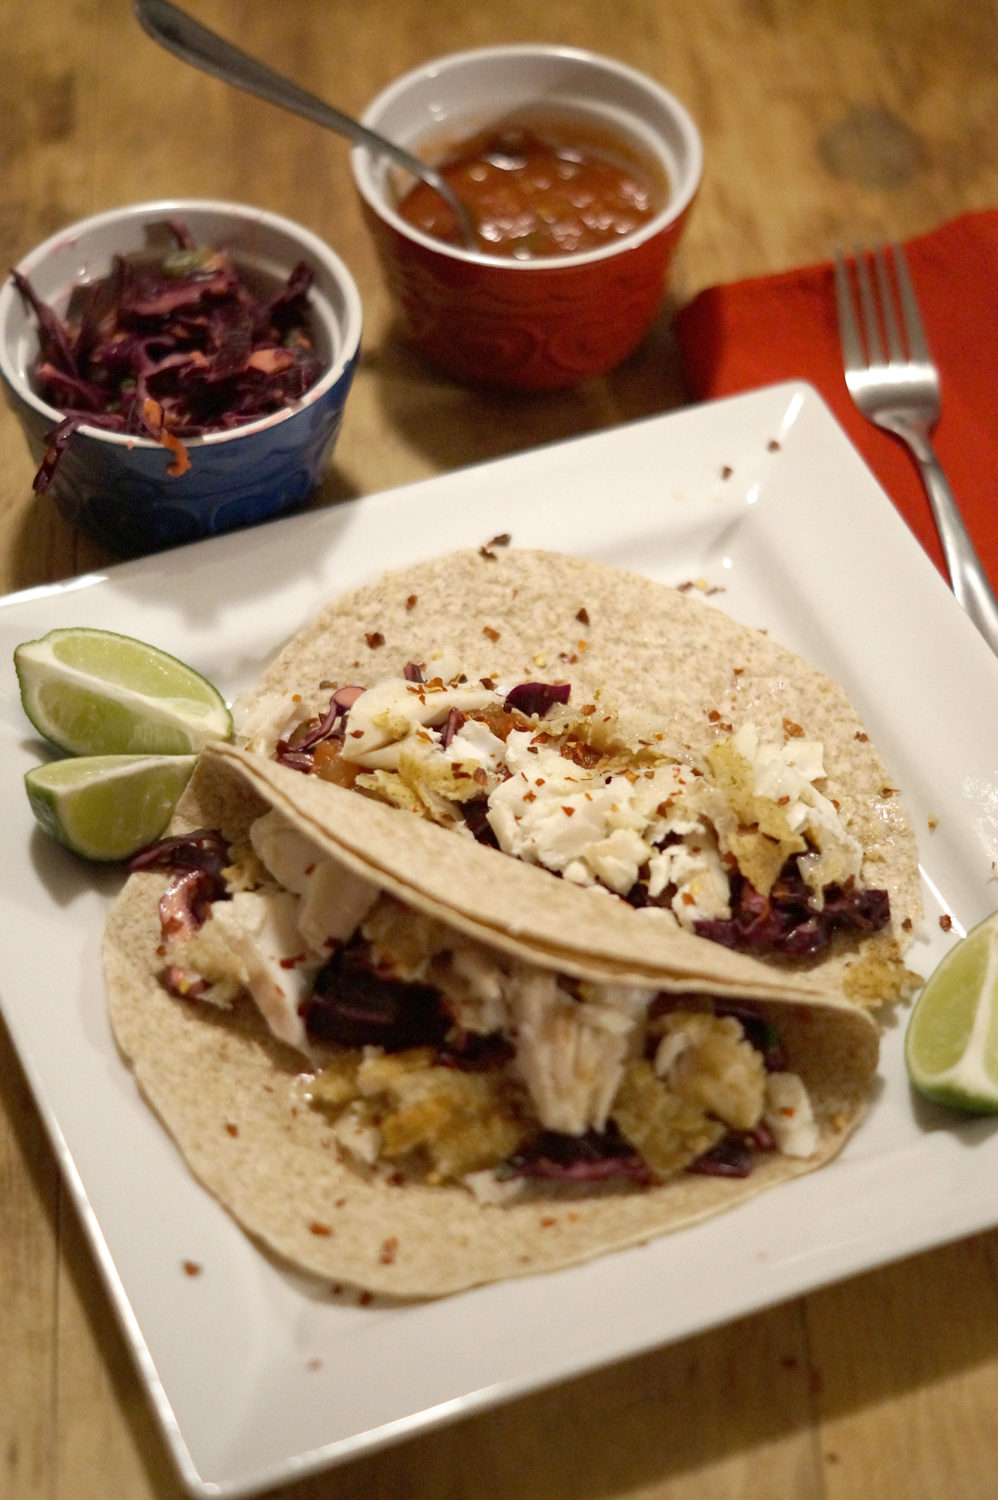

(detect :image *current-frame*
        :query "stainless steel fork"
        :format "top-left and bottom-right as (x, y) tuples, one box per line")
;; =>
(834, 243), (998, 654)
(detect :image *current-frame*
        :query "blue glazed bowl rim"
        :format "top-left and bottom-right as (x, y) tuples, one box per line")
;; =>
(0, 198), (363, 452)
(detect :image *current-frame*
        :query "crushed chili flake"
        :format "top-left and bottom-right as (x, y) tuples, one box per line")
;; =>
(940, 914), (953, 931)
(224, 1122), (239, 1137)
(365, 631), (385, 649)
(782, 718), (805, 738)
(379, 1236), (399, 1265)
(483, 625), (501, 641)
(310, 1221), (335, 1237)
(576, 606), (590, 625)
(182, 1260), (202, 1277)
(405, 594), (418, 610)
(721, 464), (734, 479)
(767, 438), (782, 452)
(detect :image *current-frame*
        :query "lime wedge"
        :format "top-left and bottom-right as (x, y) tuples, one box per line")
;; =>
(25, 754), (196, 862)
(15, 627), (231, 756)
(905, 910), (998, 1112)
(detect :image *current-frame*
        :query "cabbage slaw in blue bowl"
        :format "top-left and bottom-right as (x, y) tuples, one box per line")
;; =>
(0, 200), (362, 556)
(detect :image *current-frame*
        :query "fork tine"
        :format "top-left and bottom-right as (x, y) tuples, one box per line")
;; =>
(853, 245), (885, 365)
(891, 241), (932, 363)
(833, 249), (865, 370)
(873, 246), (905, 364)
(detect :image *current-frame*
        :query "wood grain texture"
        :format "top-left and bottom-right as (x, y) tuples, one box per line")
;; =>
(4, 1), (998, 1496)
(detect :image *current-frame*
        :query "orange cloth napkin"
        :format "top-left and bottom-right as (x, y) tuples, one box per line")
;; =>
(674, 210), (998, 587)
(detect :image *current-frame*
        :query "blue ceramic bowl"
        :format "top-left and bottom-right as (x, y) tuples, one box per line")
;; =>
(0, 200), (362, 556)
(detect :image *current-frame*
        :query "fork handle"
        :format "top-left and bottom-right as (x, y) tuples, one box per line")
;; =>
(891, 421), (998, 655)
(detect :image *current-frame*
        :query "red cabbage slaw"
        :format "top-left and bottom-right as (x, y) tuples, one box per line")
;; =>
(10, 220), (324, 492)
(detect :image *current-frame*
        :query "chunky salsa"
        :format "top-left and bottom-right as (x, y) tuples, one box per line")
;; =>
(397, 121), (664, 258)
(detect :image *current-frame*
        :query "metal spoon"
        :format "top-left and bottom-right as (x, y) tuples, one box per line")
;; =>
(133, 0), (478, 250)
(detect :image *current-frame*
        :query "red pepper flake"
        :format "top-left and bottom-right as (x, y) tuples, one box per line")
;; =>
(562, 805), (576, 817)
(359, 1291), (373, 1306)
(379, 1236), (399, 1264)
(854, 730), (869, 742)
(539, 1216), (557, 1228)
(309, 1221), (335, 1237)
(881, 786), (897, 798)
(767, 438), (782, 452)
(707, 708), (722, 722)
(782, 718), (805, 738)
(940, 914), (953, 931)
(406, 594), (418, 610)
(279, 952), (308, 969)
(483, 625), (501, 642)
(576, 606), (590, 626)
(182, 1260), (202, 1277)
(721, 464), (734, 479)
(902, 916), (913, 931)
(224, 1122), (239, 1137)
(523, 789), (537, 803)
(365, 631), (385, 649)
(479, 534), (511, 559)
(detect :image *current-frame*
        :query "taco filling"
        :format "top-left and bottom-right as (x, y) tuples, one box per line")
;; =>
(139, 806), (828, 1201)
(235, 663), (891, 965)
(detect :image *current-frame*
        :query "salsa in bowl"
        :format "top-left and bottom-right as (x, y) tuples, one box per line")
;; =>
(351, 45), (701, 390)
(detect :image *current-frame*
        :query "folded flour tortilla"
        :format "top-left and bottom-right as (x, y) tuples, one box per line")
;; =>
(104, 741), (881, 1299)
(235, 547), (921, 1004)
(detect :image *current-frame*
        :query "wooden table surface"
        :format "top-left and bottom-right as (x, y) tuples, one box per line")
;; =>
(5, 2), (998, 1497)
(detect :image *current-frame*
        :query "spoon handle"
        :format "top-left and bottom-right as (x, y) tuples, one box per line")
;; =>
(133, 0), (477, 247)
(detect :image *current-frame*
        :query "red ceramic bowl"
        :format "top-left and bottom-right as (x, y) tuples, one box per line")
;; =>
(351, 45), (702, 391)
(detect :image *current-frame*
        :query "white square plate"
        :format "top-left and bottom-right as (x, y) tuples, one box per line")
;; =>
(3, 382), (997, 1498)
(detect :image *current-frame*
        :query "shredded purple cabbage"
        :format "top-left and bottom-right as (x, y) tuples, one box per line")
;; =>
(130, 827), (232, 941)
(11, 220), (323, 492)
(502, 680), (571, 717)
(693, 859), (890, 958)
(503, 1128), (652, 1184)
(303, 940), (451, 1051)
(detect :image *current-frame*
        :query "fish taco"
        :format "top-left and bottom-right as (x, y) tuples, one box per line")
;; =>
(104, 740), (881, 1298)
(234, 547), (921, 1008)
